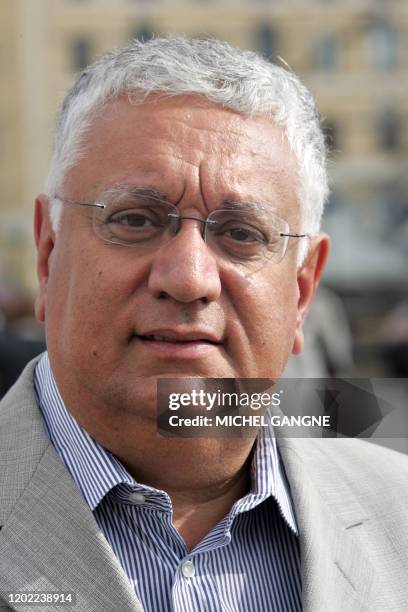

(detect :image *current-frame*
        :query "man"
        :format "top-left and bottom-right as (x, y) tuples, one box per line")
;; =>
(0, 37), (407, 612)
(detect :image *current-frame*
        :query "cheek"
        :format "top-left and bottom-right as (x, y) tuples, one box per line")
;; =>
(45, 245), (124, 349)
(249, 289), (297, 342)
(227, 272), (299, 376)
(62, 252), (154, 353)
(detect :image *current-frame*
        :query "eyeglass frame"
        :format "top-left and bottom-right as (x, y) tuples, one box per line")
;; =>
(51, 192), (310, 263)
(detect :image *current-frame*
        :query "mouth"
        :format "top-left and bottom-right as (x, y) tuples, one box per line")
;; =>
(133, 330), (223, 358)
(138, 334), (218, 345)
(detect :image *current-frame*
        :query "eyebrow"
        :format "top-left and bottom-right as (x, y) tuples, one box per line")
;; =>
(101, 184), (271, 213)
(221, 199), (271, 213)
(101, 184), (170, 202)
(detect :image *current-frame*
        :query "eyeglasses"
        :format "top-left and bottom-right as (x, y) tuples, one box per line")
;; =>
(52, 190), (309, 268)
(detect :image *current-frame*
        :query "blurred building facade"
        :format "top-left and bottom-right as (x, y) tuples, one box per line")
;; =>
(1, 0), (407, 373)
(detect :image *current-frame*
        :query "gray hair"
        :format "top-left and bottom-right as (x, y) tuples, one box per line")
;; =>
(45, 37), (329, 263)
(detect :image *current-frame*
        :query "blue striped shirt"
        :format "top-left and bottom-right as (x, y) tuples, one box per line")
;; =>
(34, 352), (301, 611)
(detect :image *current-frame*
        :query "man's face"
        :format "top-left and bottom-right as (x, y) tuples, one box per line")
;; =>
(35, 95), (328, 418)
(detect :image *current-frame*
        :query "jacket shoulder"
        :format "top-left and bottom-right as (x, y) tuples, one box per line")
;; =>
(0, 355), (50, 524)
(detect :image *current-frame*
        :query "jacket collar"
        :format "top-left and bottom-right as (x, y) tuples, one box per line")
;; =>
(0, 357), (142, 611)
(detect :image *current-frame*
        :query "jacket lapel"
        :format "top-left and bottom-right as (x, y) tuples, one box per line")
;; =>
(0, 359), (143, 612)
(277, 435), (385, 611)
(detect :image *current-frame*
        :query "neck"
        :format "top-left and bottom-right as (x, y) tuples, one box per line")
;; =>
(98, 418), (256, 550)
(55, 375), (259, 550)
(121, 430), (254, 550)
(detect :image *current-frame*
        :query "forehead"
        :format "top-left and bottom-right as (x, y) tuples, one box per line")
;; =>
(65, 94), (299, 217)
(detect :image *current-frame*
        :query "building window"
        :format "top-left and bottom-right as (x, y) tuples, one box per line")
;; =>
(72, 38), (92, 71)
(314, 35), (340, 71)
(378, 109), (401, 151)
(255, 25), (278, 60)
(322, 119), (339, 153)
(369, 21), (399, 70)
(131, 26), (155, 42)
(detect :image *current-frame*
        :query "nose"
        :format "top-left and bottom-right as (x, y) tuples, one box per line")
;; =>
(148, 218), (222, 303)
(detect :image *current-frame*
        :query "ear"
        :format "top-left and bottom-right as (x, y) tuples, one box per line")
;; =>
(292, 233), (330, 355)
(34, 195), (55, 322)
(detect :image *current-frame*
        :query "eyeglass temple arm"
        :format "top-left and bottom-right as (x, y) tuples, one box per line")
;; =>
(52, 195), (106, 209)
(280, 232), (310, 238)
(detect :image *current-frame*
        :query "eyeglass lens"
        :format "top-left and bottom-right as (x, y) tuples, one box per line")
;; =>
(92, 195), (290, 265)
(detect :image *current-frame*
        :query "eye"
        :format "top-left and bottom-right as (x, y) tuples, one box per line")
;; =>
(215, 220), (266, 244)
(100, 204), (168, 245)
(110, 211), (155, 228)
(223, 226), (265, 243)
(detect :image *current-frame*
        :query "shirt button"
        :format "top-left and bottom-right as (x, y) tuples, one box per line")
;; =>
(181, 559), (195, 578)
(129, 492), (146, 504)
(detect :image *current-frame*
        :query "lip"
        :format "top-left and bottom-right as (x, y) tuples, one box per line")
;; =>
(137, 328), (222, 343)
(134, 329), (223, 359)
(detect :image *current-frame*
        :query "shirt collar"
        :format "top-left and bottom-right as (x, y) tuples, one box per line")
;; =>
(34, 352), (298, 534)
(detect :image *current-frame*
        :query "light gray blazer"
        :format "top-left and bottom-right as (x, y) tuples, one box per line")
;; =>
(1, 358), (408, 611)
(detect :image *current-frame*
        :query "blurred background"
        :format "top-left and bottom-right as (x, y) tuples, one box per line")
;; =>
(0, 0), (407, 396)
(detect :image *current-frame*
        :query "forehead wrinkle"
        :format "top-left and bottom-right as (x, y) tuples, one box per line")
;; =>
(90, 96), (296, 168)
(94, 179), (193, 211)
(196, 166), (288, 221)
(197, 157), (290, 213)
(155, 114), (269, 162)
(99, 183), (170, 201)
(159, 107), (280, 153)
(164, 115), (297, 170)
(220, 199), (274, 212)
